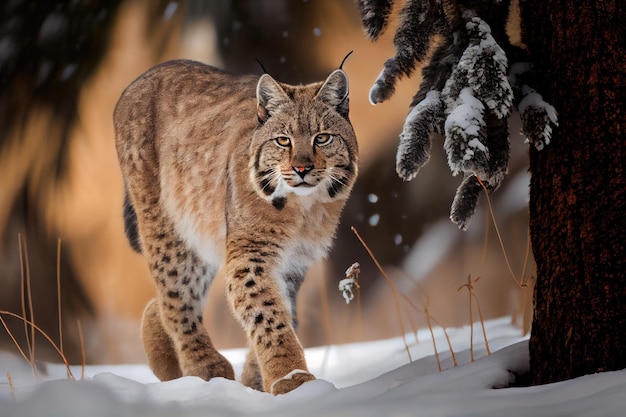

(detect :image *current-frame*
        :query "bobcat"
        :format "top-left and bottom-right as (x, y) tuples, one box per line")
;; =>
(114, 60), (358, 394)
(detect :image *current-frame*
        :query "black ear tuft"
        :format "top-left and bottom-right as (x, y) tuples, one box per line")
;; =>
(315, 69), (350, 118)
(257, 74), (290, 123)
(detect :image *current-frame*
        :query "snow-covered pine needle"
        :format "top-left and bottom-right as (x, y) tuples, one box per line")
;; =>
(396, 90), (443, 181)
(518, 86), (558, 150)
(463, 15), (513, 119)
(356, 0), (394, 40)
(367, 0), (434, 104)
(444, 87), (489, 177)
(339, 262), (361, 304)
(450, 174), (483, 230)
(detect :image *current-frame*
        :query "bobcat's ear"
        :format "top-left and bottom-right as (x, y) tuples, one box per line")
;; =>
(257, 74), (290, 123)
(315, 69), (349, 118)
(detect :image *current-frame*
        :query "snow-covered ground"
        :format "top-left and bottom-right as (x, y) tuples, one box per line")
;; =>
(2, 317), (625, 416)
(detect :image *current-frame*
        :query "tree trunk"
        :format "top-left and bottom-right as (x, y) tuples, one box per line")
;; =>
(520, 0), (626, 384)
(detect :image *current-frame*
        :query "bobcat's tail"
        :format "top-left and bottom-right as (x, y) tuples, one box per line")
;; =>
(123, 188), (142, 253)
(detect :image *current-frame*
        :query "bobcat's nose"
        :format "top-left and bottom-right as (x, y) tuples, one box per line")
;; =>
(292, 165), (313, 179)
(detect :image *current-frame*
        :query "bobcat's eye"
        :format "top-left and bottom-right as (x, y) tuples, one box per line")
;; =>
(314, 133), (333, 146)
(274, 136), (292, 148)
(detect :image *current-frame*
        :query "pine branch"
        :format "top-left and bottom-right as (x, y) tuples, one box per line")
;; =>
(356, 0), (395, 40)
(450, 174), (483, 230)
(444, 87), (489, 177)
(359, 0), (528, 230)
(369, 0), (436, 104)
(396, 91), (443, 180)
(518, 87), (558, 151)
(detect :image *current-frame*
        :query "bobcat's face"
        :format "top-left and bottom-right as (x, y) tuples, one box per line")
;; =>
(250, 70), (358, 205)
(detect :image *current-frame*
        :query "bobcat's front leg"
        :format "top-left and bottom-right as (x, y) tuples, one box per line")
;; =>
(143, 234), (234, 382)
(225, 239), (315, 394)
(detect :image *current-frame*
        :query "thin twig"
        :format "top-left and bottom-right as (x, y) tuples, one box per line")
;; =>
(18, 235), (33, 370)
(404, 309), (420, 345)
(77, 319), (85, 380)
(475, 177), (522, 287)
(57, 239), (64, 357)
(0, 316), (29, 363)
(394, 275), (457, 365)
(23, 236), (36, 365)
(430, 316), (457, 366)
(458, 274), (476, 361)
(0, 311), (75, 380)
(519, 228), (532, 288)
(351, 226), (412, 363)
(424, 301), (441, 372)
(471, 293), (491, 355)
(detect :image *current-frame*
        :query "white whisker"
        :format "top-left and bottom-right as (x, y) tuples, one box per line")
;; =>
(327, 168), (349, 187)
(258, 168), (279, 192)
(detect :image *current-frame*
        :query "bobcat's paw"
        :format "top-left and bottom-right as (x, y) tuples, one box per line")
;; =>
(241, 351), (263, 391)
(269, 370), (316, 395)
(182, 351), (235, 381)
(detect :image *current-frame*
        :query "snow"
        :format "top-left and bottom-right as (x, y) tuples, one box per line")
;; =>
(445, 87), (485, 137)
(163, 2), (178, 21)
(518, 86), (559, 151)
(518, 87), (558, 125)
(444, 87), (489, 173)
(38, 13), (67, 42)
(2, 318), (626, 416)
(404, 91), (441, 128)
(338, 262), (360, 304)
(368, 68), (386, 105)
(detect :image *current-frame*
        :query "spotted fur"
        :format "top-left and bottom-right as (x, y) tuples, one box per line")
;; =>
(114, 60), (358, 394)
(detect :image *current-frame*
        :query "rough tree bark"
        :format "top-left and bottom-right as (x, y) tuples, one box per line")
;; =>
(520, 0), (626, 385)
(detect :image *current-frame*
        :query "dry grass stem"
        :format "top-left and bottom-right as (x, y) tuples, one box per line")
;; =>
(458, 274), (491, 360)
(520, 228), (532, 287)
(423, 301), (442, 372)
(430, 316), (457, 367)
(0, 310), (75, 380)
(476, 177), (523, 288)
(386, 273), (459, 366)
(77, 319), (86, 380)
(404, 309), (419, 345)
(0, 316), (29, 363)
(18, 234), (35, 373)
(472, 293), (491, 355)
(7, 372), (16, 402)
(57, 239), (64, 357)
(459, 274), (476, 361)
(351, 226), (412, 363)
